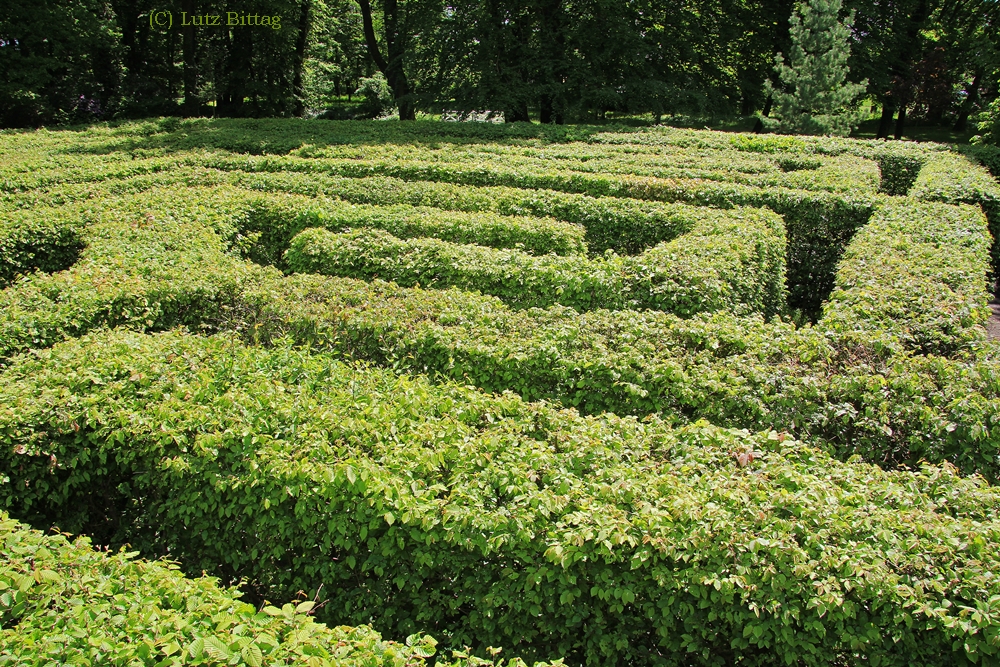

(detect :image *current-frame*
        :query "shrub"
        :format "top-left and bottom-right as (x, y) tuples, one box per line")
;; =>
(822, 199), (992, 354)
(0, 513), (451, 667)
(3, 329), (1000, 667)
(284, 205), (786, 317)
(910, 152), (1000, 276)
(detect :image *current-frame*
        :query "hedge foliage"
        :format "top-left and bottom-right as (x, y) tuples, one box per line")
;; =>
(4, 330), (1000, 667)
(284, 205), (786, 317)
(822, 199), (992, 354)
(3, 119), (1000, 666)
(0, 513), (469, 667)
(0, 215), (84, 288)
(0, 151), (994, 481)
(910, 152), (1000, 275)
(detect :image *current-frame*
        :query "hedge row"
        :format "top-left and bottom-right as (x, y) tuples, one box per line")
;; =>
(2, 119), (880, 195)
(0, 186), (996, 479)
(0, 138), (882, 315)
(0, 215), (84, 288)
(287, 141), (882, 194)
(284, 204), (786, 317)
(0, 192), (255, 364)
(3, 329), (1000, 667)
(910, 152), (1000, 275)
(0, 513), (493, 667)
(822, 199), (992, 355)
(218, 163), (721, 256)
(0, 118), (959, 202)
(237, 194), (588, 261)
(227, 272), (1000, 480)
(198, 156), (877, 315)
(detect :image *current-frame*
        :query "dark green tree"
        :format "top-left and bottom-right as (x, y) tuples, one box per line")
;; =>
(0, 0), (123, 127)
(769, 0), (866, 135)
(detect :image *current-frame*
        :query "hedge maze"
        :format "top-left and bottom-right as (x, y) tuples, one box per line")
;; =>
(2, 119), (1000, 666)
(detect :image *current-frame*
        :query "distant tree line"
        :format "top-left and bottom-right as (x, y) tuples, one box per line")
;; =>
(1, 0), (998, 139)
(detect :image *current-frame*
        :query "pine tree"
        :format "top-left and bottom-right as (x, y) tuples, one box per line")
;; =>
(768, 0), (868, 136)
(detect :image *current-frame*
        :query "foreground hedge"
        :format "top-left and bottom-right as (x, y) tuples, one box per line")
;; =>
(5, 330), (1000, 666)
(0, 515), (453, 667)
(284, 204), (786, 317)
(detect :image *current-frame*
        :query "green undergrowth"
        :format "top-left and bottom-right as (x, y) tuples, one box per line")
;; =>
(3, 330), (1000, 666)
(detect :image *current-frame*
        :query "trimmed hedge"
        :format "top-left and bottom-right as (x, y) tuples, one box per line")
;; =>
(226, 272), (1000, 480)
(910, 152), (1000, 275)
(220, 165), (712, 256)
(823, 199), (992, 354)
(0, 213), (85, 288)
(0, 513), (462, 667)
(204, 157), (876, 316)
(0, 184), (995, 479)
(3, 329), (1000, 666)
(286, 141), (882, 194)
(238, 196), (589, 262)
(284, 204), (786, 317)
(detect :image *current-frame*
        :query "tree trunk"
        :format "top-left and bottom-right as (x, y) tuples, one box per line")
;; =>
(894, 104), (907, 139)
(876, 97), (895, 139)
(292, 0), (312, 117)
(536, 0), (565, 124)
(357, 0), (415, 120)
(954, 70), (982, 132)
(762, 94), (773, 117)
(506, 102), (530, 123)
(539, 95), (553, 124)
(181, 0), (199, 115)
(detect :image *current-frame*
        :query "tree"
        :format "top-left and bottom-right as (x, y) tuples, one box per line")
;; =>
(0, 0), (123, 127)
(356, 0), (434, 120)
(768, 0), (867, 135)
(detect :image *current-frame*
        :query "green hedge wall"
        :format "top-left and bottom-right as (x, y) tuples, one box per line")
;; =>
(910, 152), (1000, 276)
(3, 330), (1000, 667)
(229, 273), (1000, 480)
(822, 199), (992, 354)
(0, 213), (85, 288)
(284, 205), (786, 317)
(0, 183), (995, 479)
(202, 157), (876, 317)
(0, 513), (467, 667)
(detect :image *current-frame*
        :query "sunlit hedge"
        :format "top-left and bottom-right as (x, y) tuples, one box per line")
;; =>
(3, 330), (1000, 666)
(3, 118), (1000, 666)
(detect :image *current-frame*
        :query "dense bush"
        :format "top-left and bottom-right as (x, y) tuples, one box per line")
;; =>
(910, 152), (1000, 275)
(0, 213), (84, 287)
(0, 513), (461, 667)
(284, 205), (786, 317)
(3, 330), (1000, 667)
(3, 119), (1000, 666)
(822, 199), (992, 354)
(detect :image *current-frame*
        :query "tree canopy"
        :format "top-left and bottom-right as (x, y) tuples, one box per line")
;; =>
(0, 0), (997, 139)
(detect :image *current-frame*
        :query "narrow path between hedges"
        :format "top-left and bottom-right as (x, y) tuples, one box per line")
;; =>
(990, 285), (1000, 340)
